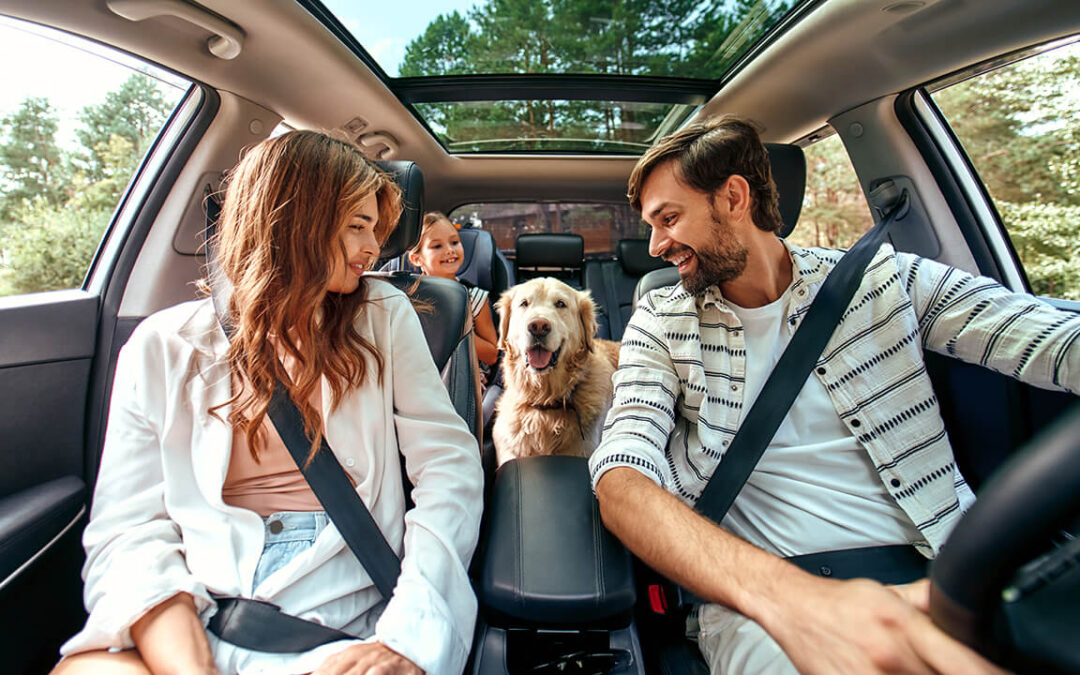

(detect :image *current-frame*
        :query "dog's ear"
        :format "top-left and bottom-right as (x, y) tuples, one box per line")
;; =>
(495, 288), (514, 354)
(576, 289), (598, 353)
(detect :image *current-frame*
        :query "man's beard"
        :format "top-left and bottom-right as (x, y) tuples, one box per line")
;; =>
(677, 208), (748, 295)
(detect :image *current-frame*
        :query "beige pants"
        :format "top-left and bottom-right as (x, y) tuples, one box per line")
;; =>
(696, 604), (798, 675)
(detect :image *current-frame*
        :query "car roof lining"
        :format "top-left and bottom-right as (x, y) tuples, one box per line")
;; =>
(2, 0), (1077, 211)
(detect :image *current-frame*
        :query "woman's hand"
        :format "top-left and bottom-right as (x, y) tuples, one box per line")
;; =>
(313, 642), (423, 675)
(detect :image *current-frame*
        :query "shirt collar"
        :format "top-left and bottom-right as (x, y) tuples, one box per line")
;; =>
(694, 238), (827, 313)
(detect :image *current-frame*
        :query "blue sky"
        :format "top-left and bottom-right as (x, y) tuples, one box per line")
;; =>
(320, 0), (480, 76)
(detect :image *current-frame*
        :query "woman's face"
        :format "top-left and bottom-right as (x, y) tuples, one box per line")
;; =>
(409, 219), (464, 279)
(326, 192), (380, 294)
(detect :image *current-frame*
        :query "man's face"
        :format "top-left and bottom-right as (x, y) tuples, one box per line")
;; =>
(640, 160), (748, 295)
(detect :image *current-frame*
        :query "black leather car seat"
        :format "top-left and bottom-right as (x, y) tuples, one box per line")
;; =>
(585, 238), (670, 340)
(514, 233), (586, 288)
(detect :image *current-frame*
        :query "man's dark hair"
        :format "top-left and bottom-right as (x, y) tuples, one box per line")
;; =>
(627, 115), (784, 233)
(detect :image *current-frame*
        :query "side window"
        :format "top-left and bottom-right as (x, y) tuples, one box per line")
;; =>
(932, 41), (1080, 299)
(786, 133), (874, 250)
(448, 202), (646, 258)
(0, 17), (189, 297)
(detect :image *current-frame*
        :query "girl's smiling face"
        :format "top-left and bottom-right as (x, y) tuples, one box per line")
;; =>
(409, 218), (464, 279)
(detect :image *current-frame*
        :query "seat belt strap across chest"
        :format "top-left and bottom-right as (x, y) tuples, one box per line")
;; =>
(694, 187), (908, 525)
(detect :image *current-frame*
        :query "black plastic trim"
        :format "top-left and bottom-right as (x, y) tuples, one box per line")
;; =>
(894, 89), (1021, 286)
(394, 74), (714, 104)
(0, 476), (85, 588)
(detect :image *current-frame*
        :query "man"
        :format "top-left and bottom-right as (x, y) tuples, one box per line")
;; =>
(590, 115), (1079, 674)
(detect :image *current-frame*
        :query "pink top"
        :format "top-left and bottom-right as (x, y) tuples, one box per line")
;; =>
(222, 415), (324, 516)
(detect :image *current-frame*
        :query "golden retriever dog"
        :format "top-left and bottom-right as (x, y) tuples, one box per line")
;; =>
(493, 278), (620, 466)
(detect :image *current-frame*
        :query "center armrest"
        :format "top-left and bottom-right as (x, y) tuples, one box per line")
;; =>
(479, 455), (636, 625)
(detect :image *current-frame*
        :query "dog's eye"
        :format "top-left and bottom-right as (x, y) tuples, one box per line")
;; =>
(554, 299), (567, 308)
(519, 299), (529, 308)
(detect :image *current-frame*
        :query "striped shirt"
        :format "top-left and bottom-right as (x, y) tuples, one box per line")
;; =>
(589, 241), (1080, 555)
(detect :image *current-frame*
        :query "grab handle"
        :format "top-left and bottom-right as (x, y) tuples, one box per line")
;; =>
(107, 0), (244, 60)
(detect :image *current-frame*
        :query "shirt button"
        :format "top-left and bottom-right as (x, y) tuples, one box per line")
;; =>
(722, 440), (730, 447)
(730, 384), (739, 392)
(345, 458), (356, 467)
(890, 478), (901, 488)
(819, 565), (832, 577)
(816, 367), (826, 375)
(268, 520), (284, 534)
(797, 288), (807, 297)
(850, 419), (861, 427)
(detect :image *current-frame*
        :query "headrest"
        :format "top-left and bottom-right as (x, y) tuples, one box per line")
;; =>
(763, 143), (806, 238)
(376, 160), (424, 260)
(633, 266), (680, 306)
(618, 238), (670, 276)
(515, 233), (584, 268)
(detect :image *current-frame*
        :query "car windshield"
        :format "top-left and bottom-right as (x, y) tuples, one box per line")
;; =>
(299, 0), (806, 153)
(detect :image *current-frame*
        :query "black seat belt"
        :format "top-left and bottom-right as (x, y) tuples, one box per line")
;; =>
(202, 196), (401, 652)
(694, 184), (908, 524)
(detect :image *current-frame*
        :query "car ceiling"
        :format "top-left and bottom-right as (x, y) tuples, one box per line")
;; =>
(2, 0), (1078, 212)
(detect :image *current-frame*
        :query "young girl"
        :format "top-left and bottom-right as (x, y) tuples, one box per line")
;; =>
(53, 132), (483, 675)
(408, 212), (499, 384)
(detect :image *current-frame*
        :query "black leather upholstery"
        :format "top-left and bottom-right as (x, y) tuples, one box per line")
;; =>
(375, 160), (424, 260)
(617, 238), (668, 276)
(764, 142), (806, 238)
(371, 274), (467, 372)
(481, 456), (636, 625)
(585, 239), (672, 340)
(633, 266), (680, 306)
(515, 233), (586, 287)
(458, 228), (515, 303)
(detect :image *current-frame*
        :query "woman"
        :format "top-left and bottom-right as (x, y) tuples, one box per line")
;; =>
(53, 131), (483, 675)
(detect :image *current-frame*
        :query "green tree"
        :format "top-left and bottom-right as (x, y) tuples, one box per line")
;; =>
(0, 97), (67, 221)
(788, 134), (873, 250)
(76, 73), (172, 184)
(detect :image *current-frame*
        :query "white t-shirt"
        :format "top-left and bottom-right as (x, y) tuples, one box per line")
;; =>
(721, 288), (921, 558)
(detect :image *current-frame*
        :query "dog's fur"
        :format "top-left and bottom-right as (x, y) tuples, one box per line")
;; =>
(492, 278), (620, 466)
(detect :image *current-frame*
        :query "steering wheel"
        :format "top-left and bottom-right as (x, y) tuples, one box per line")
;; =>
(929, 403), (1080, 673)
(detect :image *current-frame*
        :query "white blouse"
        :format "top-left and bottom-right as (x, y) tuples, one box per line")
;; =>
(61, 281), (484, 675)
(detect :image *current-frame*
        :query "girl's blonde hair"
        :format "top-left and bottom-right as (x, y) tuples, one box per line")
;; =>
(212, 130), (402, 462)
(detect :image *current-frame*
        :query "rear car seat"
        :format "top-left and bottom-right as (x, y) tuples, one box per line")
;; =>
(585, 238), (670, 340)
(514, 233), (585, 288)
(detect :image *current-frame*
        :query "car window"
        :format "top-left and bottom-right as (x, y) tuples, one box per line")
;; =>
(786, 133), (874, 250)
(0, 17), (189, 298)
(448, 202), (646, 258)
(931, 41), (1080, 300)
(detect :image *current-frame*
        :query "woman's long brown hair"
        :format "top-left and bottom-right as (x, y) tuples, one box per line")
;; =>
(212, 131), (402, 463)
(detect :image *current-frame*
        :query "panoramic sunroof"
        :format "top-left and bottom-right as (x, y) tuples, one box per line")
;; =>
(306, 0), (801, 153)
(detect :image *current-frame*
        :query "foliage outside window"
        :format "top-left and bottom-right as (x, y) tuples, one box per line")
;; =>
(332, 0), (797, 153)
(448, 202), (646, 258)
(932, 42), (1080, 300)
(786, 133), (874, 250)
(0, 20), (187, 297)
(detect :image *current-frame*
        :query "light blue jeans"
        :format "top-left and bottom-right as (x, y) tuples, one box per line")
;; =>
(252, 510), (329, 589)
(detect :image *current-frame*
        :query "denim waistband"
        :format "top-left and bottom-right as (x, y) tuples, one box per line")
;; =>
(262, 510), (329, 544)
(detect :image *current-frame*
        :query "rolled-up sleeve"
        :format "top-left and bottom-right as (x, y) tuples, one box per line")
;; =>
(590, 296), (679, 492)
(375, 295), (483, 675)
(62, 328), (214, 656)
(899, 252), (1080, 394)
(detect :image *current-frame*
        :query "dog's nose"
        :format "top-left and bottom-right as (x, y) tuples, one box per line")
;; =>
(528, 319), (551, 338)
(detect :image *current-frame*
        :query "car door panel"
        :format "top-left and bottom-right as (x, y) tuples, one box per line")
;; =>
(0, 291), (98, 672)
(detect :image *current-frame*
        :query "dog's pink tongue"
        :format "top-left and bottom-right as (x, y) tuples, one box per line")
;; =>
(527, 347), (553, 370)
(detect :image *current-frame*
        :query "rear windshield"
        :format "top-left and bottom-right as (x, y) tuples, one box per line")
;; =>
(448, 202), (646, 258)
